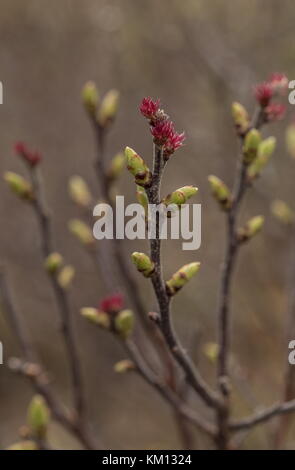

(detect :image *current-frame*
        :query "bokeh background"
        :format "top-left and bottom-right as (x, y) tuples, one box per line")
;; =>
(0, 0), (295, 450)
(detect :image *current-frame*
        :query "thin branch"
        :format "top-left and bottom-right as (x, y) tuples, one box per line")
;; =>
(229, 399), (295, 432)
(29, 167), (85, 423)
(146, 145), (221, 410)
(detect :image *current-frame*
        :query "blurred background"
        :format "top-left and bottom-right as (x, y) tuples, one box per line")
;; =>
(0, 0), (295, 450)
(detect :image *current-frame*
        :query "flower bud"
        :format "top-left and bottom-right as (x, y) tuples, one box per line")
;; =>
(114, 309), (134, 339)
(108, 152), (125, 181)
(82, 81), (99, 117)
(27, 395), (50, 440)
(125, 146), (152, 187)
(58, 265), (75, 289)
(237, 215), (264, 242)
(98, 89), (119, 127)
(44, 252), (63, 274)
(4, 172), (33, 200)
(114, 359), (135, 373)
(208, 175), (231, 210)
(166, 262), (201, 296)
(68, 176), (92, 207)
(69, 219), (94, 246)
(80, 307), (111, 329)
(163, 186), (198, 206)
(136, 185), (148, 213)
(231, 102), (250, 135)
(131, 252), (155, 277)
(247, 137), (276, 180)
(271, 200), (295, 225)
(286, 123), (295, 159)
(243, 129), (261, 164)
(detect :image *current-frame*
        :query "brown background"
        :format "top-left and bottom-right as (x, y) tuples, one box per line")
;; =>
(0, 0), (295, 449)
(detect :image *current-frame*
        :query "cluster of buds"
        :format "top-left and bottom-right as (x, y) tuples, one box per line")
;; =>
(254, 73), (288, 122)
(44, 252), (75, 289)
(237, 215), (264, 243)
(131, 252), (155, 277)
(81, 81), (120, 129)
(140, 97), (185, 159)
(14, 142), (42, 167)
(166, 262), (200, 296)
(208, 175), (232, 210)
(81, 294), (134, 339)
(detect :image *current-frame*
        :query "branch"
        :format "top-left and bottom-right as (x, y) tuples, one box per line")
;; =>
(146, 145), (221, 410)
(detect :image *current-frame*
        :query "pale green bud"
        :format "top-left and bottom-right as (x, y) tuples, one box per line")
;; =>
(58, 265), (75, 289)
(125, 146), (152, 187)
(69, 176), (92, 207)
(44, 252), (63, 274)
(286, 123), (295, 159)
(27, 395), (50, 440)
(69, 219), (94, 245)
(81, 81), (99, 117)
(131, 252), (154, 277)
(136, 185), (148, 213)
(114, 359), (135, 373)
(208, 175), (231, 210)
(231, 102), (250, 135)
(163, 186), (198, 206)
(247, 137), (276, 180)
(4, 172), (33, 200)
(108, 152), (125, 181)
(114, 309), (134, 339)
(98, 89), (119, 127)
(243, 129), (261, 163)
(271, 200), (295, 225)
(80, 307), (111, 329)
(166, 262), (201, 296)
(238, 215), (264, 242)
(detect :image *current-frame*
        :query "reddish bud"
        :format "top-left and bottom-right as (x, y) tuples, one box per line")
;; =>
(164, 131), (185, 158)
(99, 293), (124, 314)
(151, 119), (174, 146)
(265, 103), (286, 122)
(254, 82), (273, 107)
(14, 142), (41, 167)
(269, 73), (288, 94)
(139, 97), (160, 120)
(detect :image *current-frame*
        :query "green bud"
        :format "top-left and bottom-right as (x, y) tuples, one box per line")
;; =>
(286, 123), (295, 159)
(243, 129), (261, 163)
(136, 185), (148, 214)
(247, 137), (276, 180)
(108, 152), (125, 181)
(27, 395), (50, 440)
(44, 252), (63, 274)
(125, 146), (152, 187)
(80, 307), (111, 329)
(58, 265), (75, 289)
(69, 176), (92, 207)
(98, 89), (119, 127)
(231, 102), (250, 135)
(114, 309), (134, 339)
(114, 359), (135, 373)
(69, 219), (94, 245)
(271, 200), (295, 225)
(166, 262), (201, 296)
(81, 81), (99, 117)
(4, 172), (33, 200)
(7, 440), (38, 450)
(203, 342), (219, 363)
(208, 175), (231, 210)
(131, 252), (155, 277)
(238, 215), (264, 242)
(163, 186), (198, 206)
